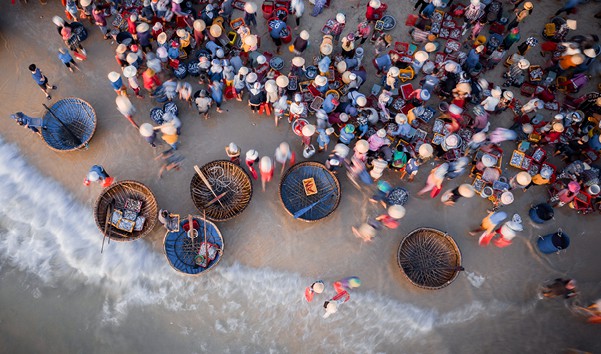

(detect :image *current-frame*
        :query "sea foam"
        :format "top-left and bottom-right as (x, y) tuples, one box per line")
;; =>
(0, 137), (513, 352)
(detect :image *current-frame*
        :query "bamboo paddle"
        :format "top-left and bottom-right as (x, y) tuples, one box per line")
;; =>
(101, 200), (114, 254)
(194, 165), (225, 208)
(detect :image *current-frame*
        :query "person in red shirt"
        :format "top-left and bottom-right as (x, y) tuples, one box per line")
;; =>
(365, 0), (387, 22)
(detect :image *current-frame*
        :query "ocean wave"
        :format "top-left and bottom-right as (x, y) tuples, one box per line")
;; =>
(0, 138), (513, 352)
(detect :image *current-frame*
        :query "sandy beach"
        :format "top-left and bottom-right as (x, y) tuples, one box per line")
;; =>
(1, 0), (601, 352)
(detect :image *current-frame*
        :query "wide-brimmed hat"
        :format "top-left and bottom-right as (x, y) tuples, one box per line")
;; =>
(123, 65), (137, 78)
(420, 90), (431, 101)
(418, 143), (433, 158)
(256, 55), (266, 65)
(458, 184), (475, 198)
(136, 22), (149, 33)
(470, 0), (479, 5)
(516, 171), (531, 186)
(517, 58), (530, 70)
(265, 80), (277, 92)
(312, 281), (325, 293)
(334, 143), (350, 157)
(260, 156), (272, 170)
(566, 19), (577, 30)
(246, 149), (259, 160)
(139, 123), (154, 137)
(194, 19), (206, 32)
(276, 75), (289, 87)
(292, 56), (305, 67)
(522, 123), (533, 134)
(176, 29), (188, 38)
(354, 139), (369, 153)
(88, 171), (100, 181)
(376, 129), (387, 138)
(425, 42), (437, 53)
(116, 43), (127, 53)
(336, 61), (347, 73)
(552, 122), (564, 132)
(302, 124), (316, 136)
(52, 16), (65, 27)
(336, 13), (345, 24)
(501, 191), (514, 205)
(153, 22), (163, 31)
(475, 45), (485, 53)
(294, 93), (302, 102)
(491, 88), (502, 98)
(80, 0), (92, 6)
(244, 35), (258, 46)
(315, 75), (327, 86)
(395, 113), (408, 124)
(444, 62), (457, 72)
(388, 205), (406, 219)
(226, 142), (240, 155)
(246, 72), (258, 83)
(108, 71), (120, 82)
(503, 90), (514, 100)
(369, 0), (381, 8)
(157, 32), (167, 44)
(239, 66), (249, 75)
(572, 54), (584, 65)
(126, 52), (138, 64)
(482, 154), (496, 167)
(244, 1), (257, 13)
(356, 96), (367, 107)
(326, 127), (335, 135)
(339, 113), (349, 122)
(300, 30), (310, 40)
(584, 46), (600, 58)
(210, 24), (222, 37)
(443, 134), (460, 150)
(524, 1), (533, 9)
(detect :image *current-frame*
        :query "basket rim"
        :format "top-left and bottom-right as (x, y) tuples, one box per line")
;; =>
(42, 97), (97, 152)
(189, 160), (254, 222)
(94, 180), (158, 242)
(162, 216), (224, 276)
(396, 227), (462, 290)
(278, 161), (342, 223)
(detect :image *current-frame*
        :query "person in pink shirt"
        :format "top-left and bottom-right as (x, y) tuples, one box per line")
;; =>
(367, 129), (390, 153)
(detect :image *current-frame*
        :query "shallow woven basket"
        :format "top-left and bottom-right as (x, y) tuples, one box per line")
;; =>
(279, 162), (341, 222)
(94, 180), (158, 242)
(397, 228), (462, 290)
(190, 160), (253, 222)
(163, 216), (224, 276)
(41, 97), (96, 152)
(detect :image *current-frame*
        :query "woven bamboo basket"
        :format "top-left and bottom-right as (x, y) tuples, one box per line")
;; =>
(190, 160), (253, 221)
(279, 162), (341, 222)
(163, 216), (224, 276)
(94, 180), (158, 242)
(41, 97), (96, 152)
(397, 228), (462, 290)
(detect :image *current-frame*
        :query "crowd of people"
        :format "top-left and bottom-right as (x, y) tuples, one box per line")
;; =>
(10, 0), (601, 321)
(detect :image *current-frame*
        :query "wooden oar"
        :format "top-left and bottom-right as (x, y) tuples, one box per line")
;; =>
(188, 214), (195, 249)
(194, 165), (225, 208)
(205, 191), (228, 207)
(202, 209), (209, 265)
(293, 191), (334, 219)
(42, 103), (82, 146)
(101, 200), (114, 254)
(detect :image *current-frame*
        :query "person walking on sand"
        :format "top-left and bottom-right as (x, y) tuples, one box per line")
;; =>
(275, 142), (296, 175)
(291, 0), (304, 29)
(115, 96), (139, 128)
(245, 149), (259, 180)
(469, 210), (507, 246)
(83, 165), (114, 187)
(57, 48), (79, 73)
(123, 66), (143, 98)
(417, 163), (448, 197)
(259, 156), (274, 192)
(29, 64), (56, 100)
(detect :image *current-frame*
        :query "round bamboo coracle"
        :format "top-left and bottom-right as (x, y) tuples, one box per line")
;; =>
(397, 228), (462, 290)
(279, 162), (341, 222)
(94, 180), (158, 242)
(190, 160), (253, 222)
(41, 97), (96, 152)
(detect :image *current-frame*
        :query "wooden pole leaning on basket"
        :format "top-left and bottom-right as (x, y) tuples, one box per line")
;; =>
(194, 165), (225, 208)
(101, 199), (114, 254)
(42, 103), (82, 146)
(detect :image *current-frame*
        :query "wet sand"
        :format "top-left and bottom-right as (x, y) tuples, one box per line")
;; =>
(1, 0), (601, 352)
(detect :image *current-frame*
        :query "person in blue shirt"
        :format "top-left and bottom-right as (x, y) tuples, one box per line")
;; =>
(29, 64), (56, 100)
(57, 48), (79, 73)
(338, 124), (356, 145)
(269, 18), (286, 54)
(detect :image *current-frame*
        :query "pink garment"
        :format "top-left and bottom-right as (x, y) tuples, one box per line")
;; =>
(367, 135), (388, 151)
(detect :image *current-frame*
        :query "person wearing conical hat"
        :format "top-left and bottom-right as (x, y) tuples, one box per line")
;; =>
(441, 184), (475, 206)
(115, 95), (138, 128)
(366, 0), (387, 21)
(330, 13), (346, 42)
(177, 28), (192, 57)
(108, 71), (127, 96)
(194, 89), (213, 119)
(375, 205), (405, 230)
(83, 165), (114, 187)
(289, 94), (306, 122)
(341, 33), (355, 59)
(290, 0), (305, 29)
(143, 68), (162, 92)
(192, 19), (206, 48)
(316, 127), (335, 152)
(507, 2), (533, 30)
(244, 149), (260, 180)
(126, 13), (138, 39)
(311, 0), (327, 17)
(417, 163), (448, 197)
(275, 142), (296, 175)
(177, 81), (192, 107)
(292, 30), (309, 55)
(225, 142), (241, 165)
(123, 66), (143, 98)
(243, 1), (258, 27)
(259, 156), (274, 192)
(273, 95), (289, 127)
(370, 153), (388, 181)
(502, 58), (528, 87)
(200, 3), (218, 26)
